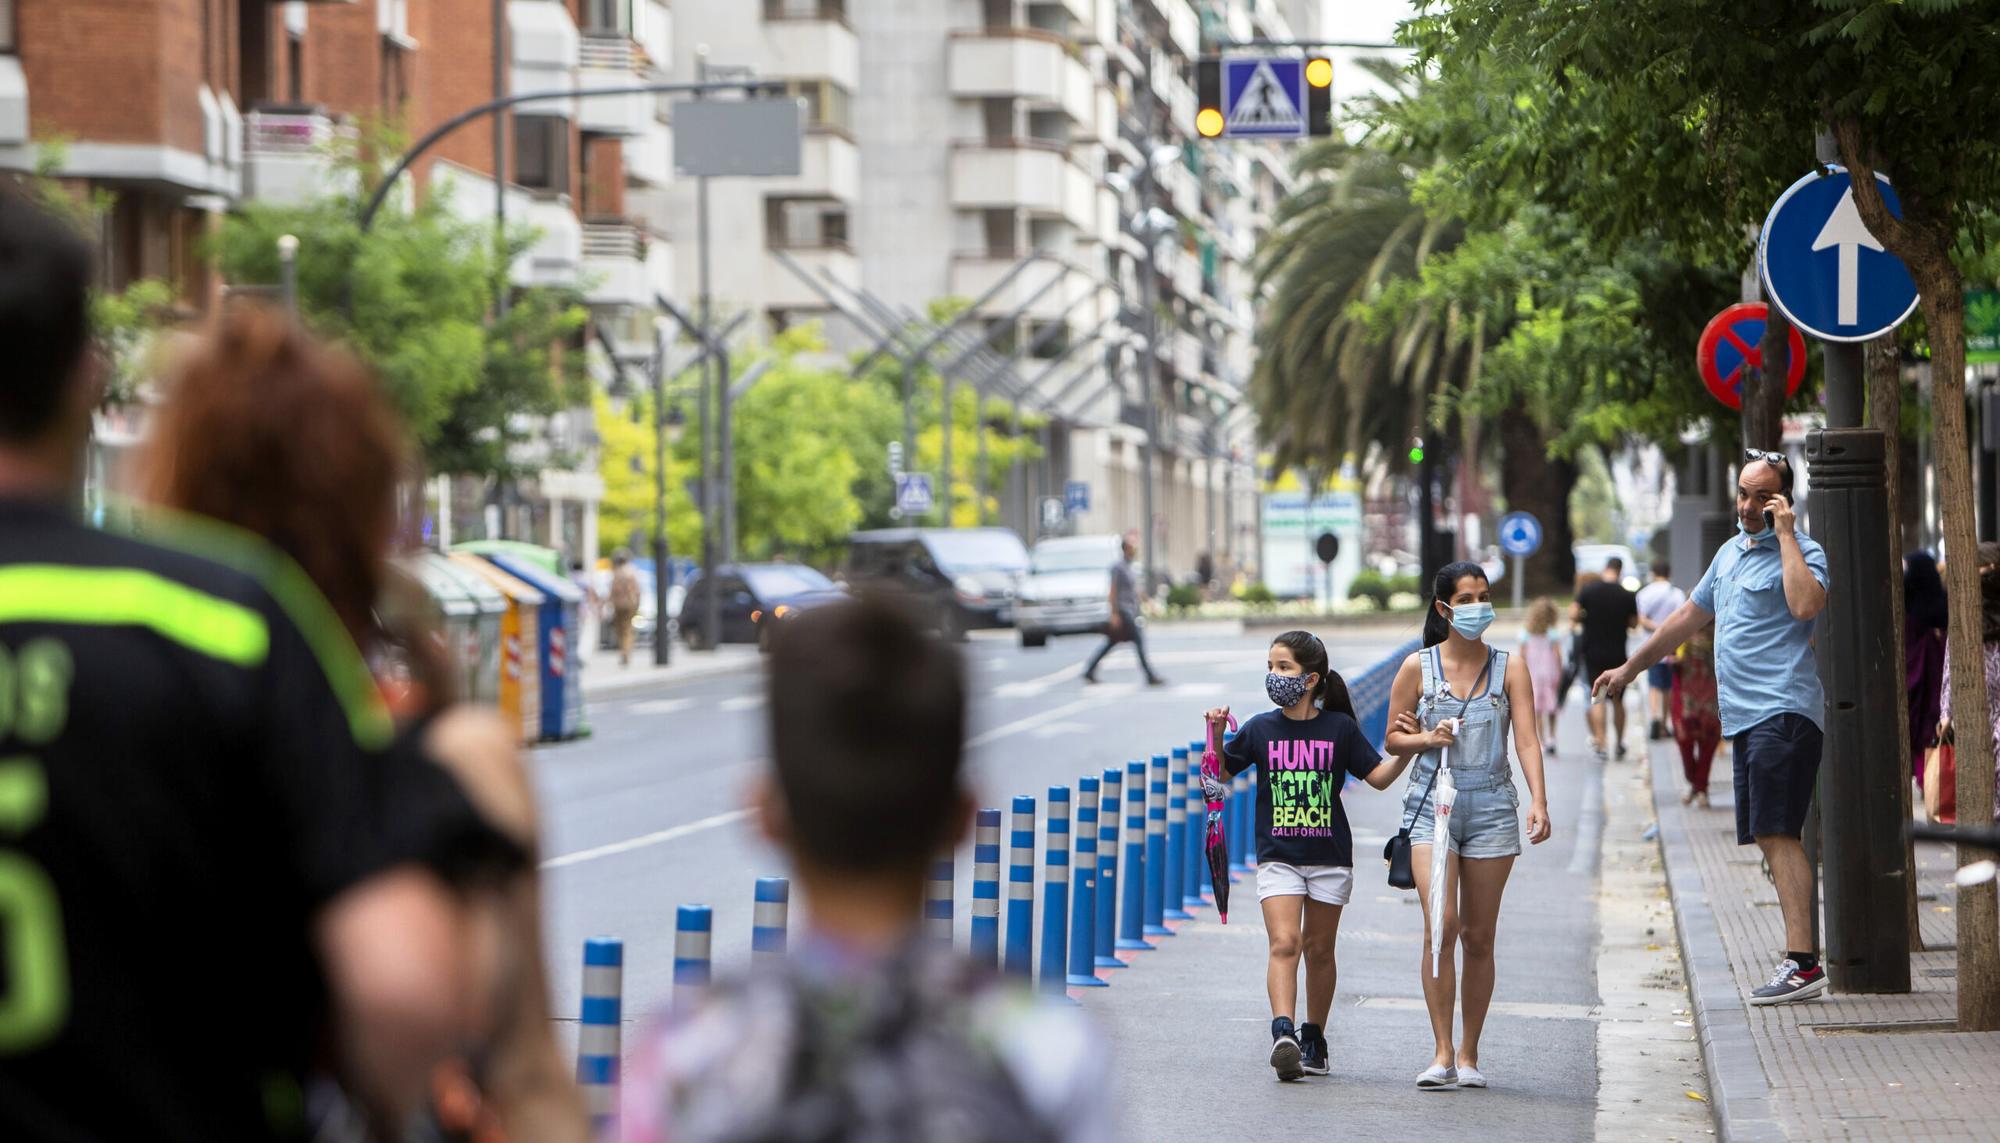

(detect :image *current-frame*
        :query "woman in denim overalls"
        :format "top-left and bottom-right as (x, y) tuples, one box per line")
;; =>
(1385, 561), (1554, 1090)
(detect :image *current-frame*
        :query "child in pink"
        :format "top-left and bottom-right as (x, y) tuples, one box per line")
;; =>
(1521, 598), (1564, 756)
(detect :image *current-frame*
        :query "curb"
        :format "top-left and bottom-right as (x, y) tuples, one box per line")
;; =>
(579, 655), (765, 701)
(1647, 743), (1789, 1143)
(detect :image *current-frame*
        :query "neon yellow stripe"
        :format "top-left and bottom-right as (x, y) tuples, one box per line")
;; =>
(0, 565), (268, 667)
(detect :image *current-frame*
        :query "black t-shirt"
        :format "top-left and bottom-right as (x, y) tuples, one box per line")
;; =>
(0, 499), (494, 1141)
(1222, 707), (1382, 868)
(1576, 579), (1639, 665)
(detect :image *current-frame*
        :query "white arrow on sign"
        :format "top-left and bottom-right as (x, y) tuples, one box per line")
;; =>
(1811, 187), (1885, 326)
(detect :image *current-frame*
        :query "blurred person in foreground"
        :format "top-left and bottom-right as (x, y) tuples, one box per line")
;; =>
(0, 194), (472, 1138)
(130, 304), (586, 1142)
(620, 597), (1113, 1143)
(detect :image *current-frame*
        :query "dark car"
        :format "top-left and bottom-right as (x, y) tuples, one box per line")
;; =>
(844, 527), (1029, 641)
(679, 563), (846, 650)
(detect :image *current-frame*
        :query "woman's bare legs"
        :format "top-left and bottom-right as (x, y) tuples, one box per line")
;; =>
(1455, 855), (1517, 1070)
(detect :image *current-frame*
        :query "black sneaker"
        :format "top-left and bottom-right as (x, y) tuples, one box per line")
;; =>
(1650, 719), (1664, 740)
(1269, 1017), (1303, 1081)
(1298, 1023), (1330, 1076)
(1749, 958), (1828, 1006)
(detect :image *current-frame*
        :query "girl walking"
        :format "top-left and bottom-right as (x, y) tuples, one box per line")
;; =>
(1206, 631), (1413, 1081)
(1385, 562), (1553, 1091)
(1672, 632), (1722, 807)
(1520, 599), (1564, 757)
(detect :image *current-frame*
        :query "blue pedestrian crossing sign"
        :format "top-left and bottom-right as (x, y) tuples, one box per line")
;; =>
(895, 472), (933, 515)
(1064, 480), (1090, 513)
(1759, 167), (1920, 344)
(1222, 57), (1307, 139)
(1499, 512), (1542, 559)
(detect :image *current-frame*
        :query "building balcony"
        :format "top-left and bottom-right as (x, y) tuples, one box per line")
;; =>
(947, 29), (1096, 127)
(763, 2), (861, 91)
(580, 221), (651, 308)
(1161, 160), (1202, 220)
(622, 116), (673, 186)
(948, 253), (1093, 323)
(242, 109), (355, 206)
(766, 242), (860, 312)
(511, 0), (580, 109)
(757, 128), (860, 203)
(576, 35), (650, 136)
(517, 195), (583, 287)
(949, 139), (1096, 230)
(1173, 329), (1203, 379)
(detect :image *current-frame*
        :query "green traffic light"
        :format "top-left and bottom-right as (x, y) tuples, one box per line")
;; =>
(1408, 446), (1424, 464)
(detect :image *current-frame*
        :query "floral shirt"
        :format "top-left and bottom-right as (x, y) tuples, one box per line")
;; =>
(619, 934), (1114, 1143)
(1939, 638), (2000, 819)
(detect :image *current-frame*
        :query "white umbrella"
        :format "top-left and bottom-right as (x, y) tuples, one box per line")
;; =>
(1428, 719), (1459, 979)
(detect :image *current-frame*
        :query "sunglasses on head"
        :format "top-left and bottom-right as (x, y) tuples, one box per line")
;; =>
(1744, 448), (1789, 468)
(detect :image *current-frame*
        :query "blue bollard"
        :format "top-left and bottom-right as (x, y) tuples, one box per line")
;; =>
(1144, 753), (1174, 937)
(1005, 795), (1036, 977)
(1067, 777), (1105, 987)
(1040, 785), (1071, 995)
(971, 808), (1002, 968)
(672, 905), (711, 1017)
(1095, 766), (1127, 969)
(1229, 769), (1252, 874)
(925, 855), (954, 947)
(1185, 744), (1210, 907)
(752, 877), (789, 963)
(1118, 760), (1154, 951)
(1165, 751), (1193, 922)
(577, 937), (622, 1134)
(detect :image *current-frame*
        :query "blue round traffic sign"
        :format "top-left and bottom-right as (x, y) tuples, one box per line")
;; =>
(1499, 512), (1542, 559)
(1759, 167), (1920, 344)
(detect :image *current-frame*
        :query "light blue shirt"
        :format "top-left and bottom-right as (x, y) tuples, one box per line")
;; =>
(1691, 528), (1830, 737)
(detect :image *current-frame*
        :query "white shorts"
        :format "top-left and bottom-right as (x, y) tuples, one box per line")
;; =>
(1254, 862), (1354, 906)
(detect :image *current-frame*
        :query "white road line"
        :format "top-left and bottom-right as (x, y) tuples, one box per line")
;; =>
(541, 808), (752, 870)
(992, 663), (1091, 698)
(629, 697), (693, 716)
(720, 695), (764, 712)
(967, 697), (1099, 748)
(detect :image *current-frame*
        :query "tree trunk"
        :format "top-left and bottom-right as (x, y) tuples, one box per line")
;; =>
(1868, 333), (1923, 953)
(1742, 308), (1792, 451)
(1836, 121), (1995, 1028)
(1498, 404), (1578, 596)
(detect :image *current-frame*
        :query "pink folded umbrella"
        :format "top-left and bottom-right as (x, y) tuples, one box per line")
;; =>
(1200, 712), (1238, 922)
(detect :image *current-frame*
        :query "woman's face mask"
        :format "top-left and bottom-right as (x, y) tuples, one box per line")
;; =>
(1445, 601), (1496, 641)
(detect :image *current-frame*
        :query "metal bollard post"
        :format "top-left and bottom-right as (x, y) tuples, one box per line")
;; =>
(1005, 795), (1037, 977)
(1185, 743), (1211, 907)
(1095, 766), (1128, 969)
(1039, 785), (1071, 995)
(1068, 776), (1105, 987)
(971, 808), (1002, 968)
(1165, 751), (1193, 922)
(751, 877), (789, 963)
(577, 937), (623, 1134)
(1118, 760), (1154, 951)
(672, 905), (711, 1017)
(1229, 770), (1251, 875)
(926, 855), (954, 947)
(1144, 753), (1174, 937)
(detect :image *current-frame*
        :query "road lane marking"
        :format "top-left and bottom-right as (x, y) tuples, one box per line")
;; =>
(1352, 995), (1600, 1021)
(541, 808), (751, 870)
(720, 695), (764, 712)
(992, 663), (1092, 698)
(966, 697), (1099, 748)
(629, 698), (693, 716)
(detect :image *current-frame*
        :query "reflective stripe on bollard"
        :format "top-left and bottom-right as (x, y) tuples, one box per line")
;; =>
(577, 937), (623, 1134)
(1039, 785), (1070, 995)
(1095, 766), (1128, 969)
(971, 808), (1002, 968)
(672, 905), (711, 1017)
(752, 877), (789, 962)
(1068, 776), (1105, 987)
(1006, 795), (1037, 977)
(1118, 760), (1154, 951)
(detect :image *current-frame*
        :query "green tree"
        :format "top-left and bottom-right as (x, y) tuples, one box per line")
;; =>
(593, 386), (702, 560)
(216, 136), (588, 477)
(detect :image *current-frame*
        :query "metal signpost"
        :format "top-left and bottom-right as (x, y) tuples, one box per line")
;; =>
(1498, 511), (1542, 611)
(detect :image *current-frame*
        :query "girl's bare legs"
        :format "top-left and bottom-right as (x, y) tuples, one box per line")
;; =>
(1301, 898), (1344, 1029)
(1260, 894), (1306, 1020)
(1409, 843), (1460, 1068)
(1455, 854), (1517, 1070)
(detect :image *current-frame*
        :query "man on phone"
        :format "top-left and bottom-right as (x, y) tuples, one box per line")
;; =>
(1593, 452), (1830, 1005)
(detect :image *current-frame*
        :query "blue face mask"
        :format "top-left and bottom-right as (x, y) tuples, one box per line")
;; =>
(1742, 520), (1776, 541)
(1448, 602), (1496, 641)
(1265, 672), (1312, 708)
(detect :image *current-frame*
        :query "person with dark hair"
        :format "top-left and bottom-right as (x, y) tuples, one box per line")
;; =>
(0, 193), (476, 1138)
(1905, 550), (1949, 788)
(621, 598), (1109, 1142)
(1204, 631), (1414, 1081)
(1384, 561), (1553, 1089)
(1934, 562), (2000, 823)
(1082, 530), (1165, 685)
(1636, 558), (1687, 740)
(1572, 556), (1639, 758)
(1594, 452), (1831, 1006)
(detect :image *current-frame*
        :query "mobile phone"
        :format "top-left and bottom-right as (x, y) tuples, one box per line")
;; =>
(1764, 492), (1788, 531)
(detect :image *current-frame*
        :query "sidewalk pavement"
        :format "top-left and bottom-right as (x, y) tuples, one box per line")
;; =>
(1649, 734), (2000, 1141)
(579, 642), (762, 699)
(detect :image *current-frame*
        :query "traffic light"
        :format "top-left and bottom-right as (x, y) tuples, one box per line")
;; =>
(1195, 56), (1334, 139)
(1408, 438), (1425, 465)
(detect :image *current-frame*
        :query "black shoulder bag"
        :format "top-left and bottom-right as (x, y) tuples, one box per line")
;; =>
(1384, 651), (1492, 889)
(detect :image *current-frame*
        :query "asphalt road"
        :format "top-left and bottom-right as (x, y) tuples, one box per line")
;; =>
(529, 620), (1613, 1139)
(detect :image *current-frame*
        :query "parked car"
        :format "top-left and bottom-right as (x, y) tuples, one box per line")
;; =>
(679, 563), (846, 650)
(1014, 534), (1123, 648)
(1572, 544), (1641, 591)
(845, 527), (1029, 640)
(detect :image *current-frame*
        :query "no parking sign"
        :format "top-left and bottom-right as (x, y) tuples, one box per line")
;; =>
(1696, 303), (1808, 411)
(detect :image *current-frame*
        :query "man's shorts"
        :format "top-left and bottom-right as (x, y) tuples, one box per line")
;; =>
(1584, 654), (1626, 692)
(1255, 862), (1354, 906)
(1647, 662), (1675, 690)
(1732, 712), (1823, 845)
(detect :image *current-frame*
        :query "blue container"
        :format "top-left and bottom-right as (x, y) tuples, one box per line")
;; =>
(480, 552), (587, 741)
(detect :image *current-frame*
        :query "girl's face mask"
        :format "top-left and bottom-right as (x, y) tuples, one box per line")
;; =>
(1266, 671), (1313, 708)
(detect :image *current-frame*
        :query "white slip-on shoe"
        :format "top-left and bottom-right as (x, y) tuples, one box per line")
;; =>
(1457, 1064), (1488, 1088)
(1416, 1064), (1458, 1090)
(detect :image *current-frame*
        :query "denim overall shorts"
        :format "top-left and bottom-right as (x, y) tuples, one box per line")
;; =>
(1403, 645), (1522, 859)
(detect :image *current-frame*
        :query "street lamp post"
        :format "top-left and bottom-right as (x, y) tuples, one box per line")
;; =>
(649, 322), (673, 667)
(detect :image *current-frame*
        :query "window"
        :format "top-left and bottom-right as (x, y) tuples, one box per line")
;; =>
(0, 0), (14, 52)
(766, 197), (848, 250)
(783, 78), (852, 134)
(763, 0), (846, 21)
(582, 0), (631, 37)
(514, 116), (569, 193)
(287, 34), (303, 103)
(380, 38), (408, 112)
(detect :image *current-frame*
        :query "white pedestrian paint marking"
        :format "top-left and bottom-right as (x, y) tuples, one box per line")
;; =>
(629, 698), (693, 716)
(1353, 995), (1600, 1021)
(1030, 722), (1092, 739)
(541, 809), (751, 870)
(720, 695), (764, 712)
(967, 698), (1098, 748)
